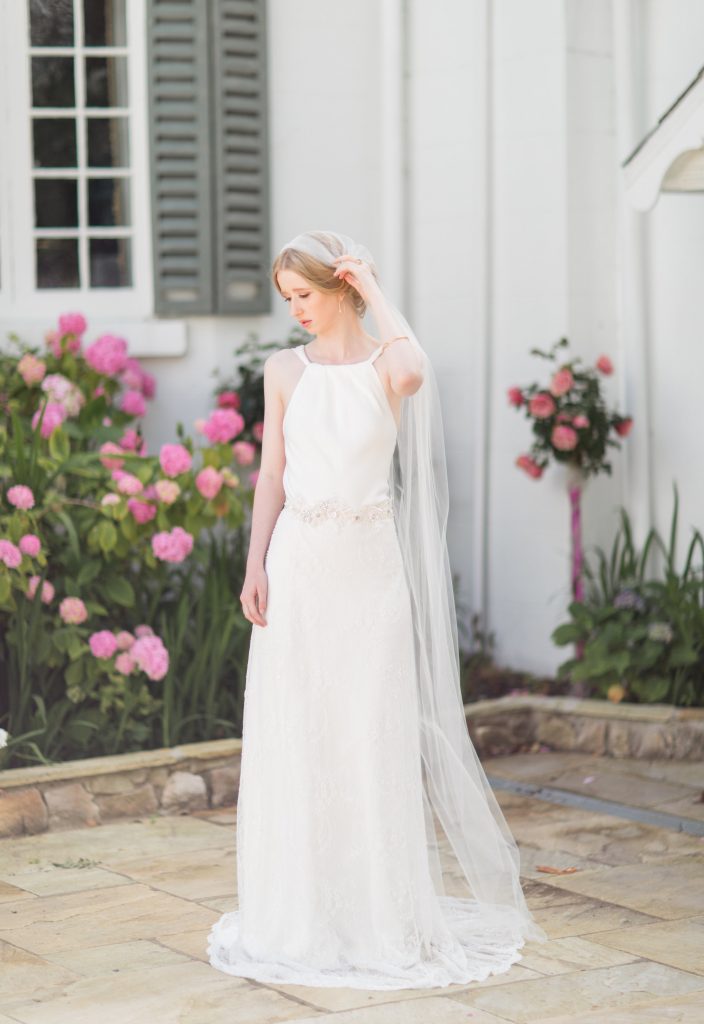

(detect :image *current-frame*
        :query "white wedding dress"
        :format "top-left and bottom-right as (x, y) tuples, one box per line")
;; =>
(207, 343), (534, 989)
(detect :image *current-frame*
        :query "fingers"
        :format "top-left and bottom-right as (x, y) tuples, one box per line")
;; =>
(239, 589), (267, 626)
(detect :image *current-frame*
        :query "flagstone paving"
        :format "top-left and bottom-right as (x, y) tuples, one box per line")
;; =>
(0, 750), (702, 1023)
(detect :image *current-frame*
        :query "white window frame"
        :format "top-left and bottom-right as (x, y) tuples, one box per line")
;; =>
(0, 0), (154, 322)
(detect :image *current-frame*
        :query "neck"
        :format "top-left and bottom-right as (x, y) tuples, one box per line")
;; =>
(307, 321), (375, 362)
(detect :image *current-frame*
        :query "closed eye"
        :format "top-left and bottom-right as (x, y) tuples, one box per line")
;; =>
(283, 293), (310, 302)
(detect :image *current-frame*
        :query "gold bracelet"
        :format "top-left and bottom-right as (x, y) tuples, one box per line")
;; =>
(380, 334), (409, 354)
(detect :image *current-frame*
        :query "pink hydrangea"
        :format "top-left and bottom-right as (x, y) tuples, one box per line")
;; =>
(131, 634), (169, 681)
(58, 311), (87, 338)
(573, 414), (590, 429)
(120, 389), (146, 417)
(515, 454), (544, 479)
(115, 630), (135, 650)
(46, 326), (81, 358)
(27, 575), (55, 603)
(217, 390), (240, 410)
(151, 526), (194, 563)
(200, 408), (245, 444)
(159, 443), (192, 477)
(596, 354), (613, 375)
(89, 629), (118, 659)
(551, 425), (579, 451)
(99, 442), (125, 471)
(0, 540), (22, 569)
(615, 417), (633, 437)
(221, 468), (240, 488)
(115, 652), (136, 675)
(59, 596), (88, 624)
(7, 484), (35, 510)
(252, 421), (264, 442)
(18, 353), (46, 386)
(127, 498), (157, 524)
(232, 440), (256, 466)
(134, 624), (154, 637)
(196, 466), (223, 500)
(119, 427), (142, 452)
(528, 393), (556, 420)
(19, 534), (41, 557)
(101, 493), (121, 507)
(507, 387), (524, 408)
(116, 473), (143, 496)
(248, 469), (260, 488)
(84, 334), (128, 377)
(41, 373), (85, 417)
(549, 368), (574, 397)
(32, 401), (67, 437)
(155, 479), (181, 504)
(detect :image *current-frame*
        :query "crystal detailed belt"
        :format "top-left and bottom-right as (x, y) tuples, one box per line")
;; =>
(283, 496), (394, 524)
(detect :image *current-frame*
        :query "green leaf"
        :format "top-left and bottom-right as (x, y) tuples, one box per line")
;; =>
(48, 427), (71, 462)
(551, 623), (583, 645)
(97, 520), (117, 554)
(100, 575), (135, 607)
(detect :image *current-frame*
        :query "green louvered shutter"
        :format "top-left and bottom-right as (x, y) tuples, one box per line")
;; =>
(211, 0), (272, 314)
(146, 0), (214, 315)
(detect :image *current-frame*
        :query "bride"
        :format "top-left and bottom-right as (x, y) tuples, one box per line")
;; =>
(207, 229), (547, 990)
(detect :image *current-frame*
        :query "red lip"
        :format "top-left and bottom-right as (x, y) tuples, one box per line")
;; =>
(299, 320), (311, 327)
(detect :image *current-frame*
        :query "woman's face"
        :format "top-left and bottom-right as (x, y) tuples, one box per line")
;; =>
(277, 268), (338, 334)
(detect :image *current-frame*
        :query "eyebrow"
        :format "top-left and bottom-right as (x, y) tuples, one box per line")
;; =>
(280, 287), (310, 296)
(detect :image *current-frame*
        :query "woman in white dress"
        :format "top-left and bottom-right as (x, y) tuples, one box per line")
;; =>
(207, 230), (548, 990)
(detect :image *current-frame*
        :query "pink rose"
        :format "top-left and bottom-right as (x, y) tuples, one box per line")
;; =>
(154, 479), (180, 504)
(596, 354), (613, 375)
(27, 575), (54, 603)
(252, 421), (264, 442)
(99, 442), (125, 471)
(159, 443), (192, 477)
(151, 526), (194, 563)
(217, 390), (241, 410)
(120, 389), (146, 418)
(84, 334), (128, 377)
(115, 652), (136, 675)
(32, 401), (67, 437)
(18, 353), (46, 386)
(59, 596), (88, 624)
(573, 414), (590, 429)
(58, 312), (87, 338)
(200, 409), (245, 444)
(232, 440), (256, 466)
(528, 393), (556, 420)
(131, 634), (169, 681)
(507, 387), (524, 408)
(89, 629), (118, 659)
(515, 454), (544, 479)
(7, 484), (35, 510)
(19, 534), (41, 557)
(615, 417), (633, 437)
(549, 368), (574, 397)
(127, 498), (157, 524)
(116, 473), (143, 496)
(0, 540), (22, 569)
(196, 466), (223, 500)
(551, 425), (579, 451)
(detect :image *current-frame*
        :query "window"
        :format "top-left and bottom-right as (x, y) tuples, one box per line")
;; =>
(0, 0), (271, 321)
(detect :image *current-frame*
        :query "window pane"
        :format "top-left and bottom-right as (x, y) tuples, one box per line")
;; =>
(84, 0), (127, 47)
(34, 179), (78, 227)
(32, 57), (75, 108)
(33, 118), (77, 167)
(86, 116), (129, 166)
(88, 177), (130, 226)
(89, 237), (131, 287)
(36, 238), (79, 288)
(85, 56), (128, 107)
(30, 0), (74, 47)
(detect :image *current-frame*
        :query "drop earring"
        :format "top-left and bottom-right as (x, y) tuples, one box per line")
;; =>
(338, 295), (343, 314)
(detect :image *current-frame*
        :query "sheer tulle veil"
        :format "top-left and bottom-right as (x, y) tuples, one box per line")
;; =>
(275, 229), (547, 948)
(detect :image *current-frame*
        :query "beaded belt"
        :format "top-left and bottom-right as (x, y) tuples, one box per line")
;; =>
(283, 496), (394, 524)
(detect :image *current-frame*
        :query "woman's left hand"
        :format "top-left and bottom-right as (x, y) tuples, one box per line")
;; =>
(332, 255), (380, 305)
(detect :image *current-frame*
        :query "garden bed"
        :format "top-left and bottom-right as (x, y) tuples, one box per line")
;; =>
(1, 695), (702, 839)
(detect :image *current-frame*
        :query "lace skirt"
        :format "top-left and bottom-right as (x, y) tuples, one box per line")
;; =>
(207, 499), (527, 989)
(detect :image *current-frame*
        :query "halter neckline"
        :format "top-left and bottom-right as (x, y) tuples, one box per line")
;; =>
(299, 343), (383, 367)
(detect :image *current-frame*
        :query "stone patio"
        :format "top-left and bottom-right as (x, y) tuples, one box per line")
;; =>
(0, 750), (702, 1023)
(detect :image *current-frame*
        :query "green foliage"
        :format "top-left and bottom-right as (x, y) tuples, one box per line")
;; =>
(551, 485), (704, 706)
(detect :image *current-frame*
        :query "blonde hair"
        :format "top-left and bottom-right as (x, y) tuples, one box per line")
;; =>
(271, 230), (377, 319)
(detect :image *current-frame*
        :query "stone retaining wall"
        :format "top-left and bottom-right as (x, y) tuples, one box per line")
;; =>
(1, 696), (702, 838)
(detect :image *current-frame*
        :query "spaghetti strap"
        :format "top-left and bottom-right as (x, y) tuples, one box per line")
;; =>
(368, 346), (384, 364)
